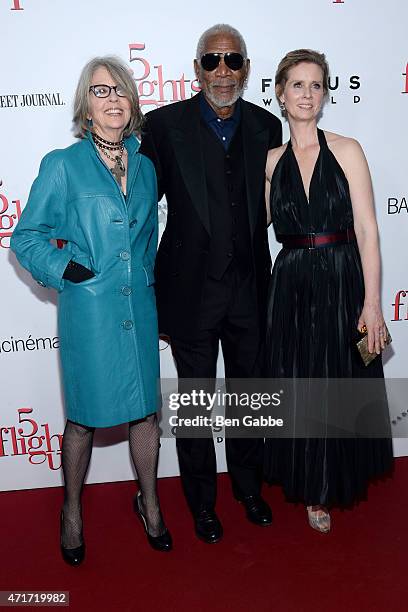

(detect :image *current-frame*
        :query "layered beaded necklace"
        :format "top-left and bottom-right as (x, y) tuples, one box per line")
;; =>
(92, 132), (126, 186)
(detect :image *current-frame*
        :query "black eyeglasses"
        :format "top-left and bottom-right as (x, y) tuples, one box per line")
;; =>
(89, 84), (127, 98)
(200, 52), (245, 72)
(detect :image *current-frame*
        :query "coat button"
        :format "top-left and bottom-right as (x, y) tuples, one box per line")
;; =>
(123, 320), (133, 330)
(129, 220), (137, 227)
(227, 252), (233, 258)
(120, 251), (130, 261)
(122, 286), (132, 296)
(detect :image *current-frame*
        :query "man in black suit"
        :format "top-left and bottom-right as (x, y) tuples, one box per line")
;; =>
(140, 23), (282, 543)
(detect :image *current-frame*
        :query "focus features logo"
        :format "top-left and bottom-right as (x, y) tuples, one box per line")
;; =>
(328, 75), (360, 104)
(392, 291), (408, 322)
(0, 182), (22, 249)
(387, 196), (408, 215)
(0, 408), (62, 471)
(129, 42), (200, 110)
(261, 74), (361, 108)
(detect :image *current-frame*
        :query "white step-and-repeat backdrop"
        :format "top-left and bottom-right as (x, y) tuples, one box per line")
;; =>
(1, 0), (407, 491)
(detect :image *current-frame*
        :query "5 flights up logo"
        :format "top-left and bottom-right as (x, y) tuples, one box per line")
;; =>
(0, 181), (22, 249)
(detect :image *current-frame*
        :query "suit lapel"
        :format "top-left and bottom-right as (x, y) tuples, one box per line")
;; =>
(170, 95), (210, 235)
(169, 96), (269, 238)
(241, 101), (269, 236)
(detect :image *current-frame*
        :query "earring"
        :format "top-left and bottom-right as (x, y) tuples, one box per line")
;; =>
(279, 101), (286, 111)
(87, 117), (93, 127)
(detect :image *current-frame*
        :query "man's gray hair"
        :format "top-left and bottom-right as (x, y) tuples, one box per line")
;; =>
(196, 24), (248, 60)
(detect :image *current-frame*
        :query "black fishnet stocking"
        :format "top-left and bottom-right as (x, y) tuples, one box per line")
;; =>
(61, 420), (94, 549)
(129, 414), (165, 537)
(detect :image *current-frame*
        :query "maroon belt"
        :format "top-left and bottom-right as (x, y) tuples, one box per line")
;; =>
(276, 228), (356, 249)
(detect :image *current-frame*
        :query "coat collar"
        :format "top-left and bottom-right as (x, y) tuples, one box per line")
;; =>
(240, 101), (270, 236)
(85, 131), (141, 201)
(169, 95), (209, 233)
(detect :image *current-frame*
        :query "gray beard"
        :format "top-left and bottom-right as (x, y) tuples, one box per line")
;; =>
(205, 84), (244, 109)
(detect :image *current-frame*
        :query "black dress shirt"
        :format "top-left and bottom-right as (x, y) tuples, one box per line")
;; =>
(199, 92), (241, 150)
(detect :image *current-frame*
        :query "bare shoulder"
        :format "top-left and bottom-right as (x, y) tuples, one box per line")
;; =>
(324, 130), (365, 158)
(265, 143), (287, 181)
(323, 130), (368, 177)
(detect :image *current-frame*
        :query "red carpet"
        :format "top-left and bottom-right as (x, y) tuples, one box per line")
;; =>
(1, 459), (406, 612)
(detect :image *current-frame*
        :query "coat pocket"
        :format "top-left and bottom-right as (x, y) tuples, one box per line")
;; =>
(142, 261), (155, 286)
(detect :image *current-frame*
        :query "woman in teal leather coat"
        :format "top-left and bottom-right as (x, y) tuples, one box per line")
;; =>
(11, 56), (172, 563)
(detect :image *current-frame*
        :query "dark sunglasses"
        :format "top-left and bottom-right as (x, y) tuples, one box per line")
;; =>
(200, 52), (245, 72)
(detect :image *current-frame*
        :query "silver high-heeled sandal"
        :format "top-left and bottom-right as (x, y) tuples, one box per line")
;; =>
(306, 506), (331, 533)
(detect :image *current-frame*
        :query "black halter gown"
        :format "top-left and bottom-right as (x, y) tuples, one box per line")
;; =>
(264, 128), (393, 506)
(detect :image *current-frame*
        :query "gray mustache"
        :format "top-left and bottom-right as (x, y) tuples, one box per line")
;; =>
(210, 80), (237, 87)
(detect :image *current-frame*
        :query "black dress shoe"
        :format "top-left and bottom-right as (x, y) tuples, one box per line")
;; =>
(134, 491), (172, 552)
(194, 509), (223, 544)
(237, 495), (273, 526)
(60, 512), (85, 566)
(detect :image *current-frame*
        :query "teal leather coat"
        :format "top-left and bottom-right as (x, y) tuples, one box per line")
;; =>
(11, 133), (160, 427)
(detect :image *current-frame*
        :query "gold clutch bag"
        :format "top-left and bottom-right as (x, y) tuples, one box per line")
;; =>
(356, 324), (392, 366)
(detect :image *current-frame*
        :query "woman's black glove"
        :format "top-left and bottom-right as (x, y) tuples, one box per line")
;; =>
(63, 260), (95, 283)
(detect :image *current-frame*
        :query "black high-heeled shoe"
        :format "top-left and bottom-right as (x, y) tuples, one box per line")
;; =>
(60, 512), (85, 566)
(133, 491), (172, 552)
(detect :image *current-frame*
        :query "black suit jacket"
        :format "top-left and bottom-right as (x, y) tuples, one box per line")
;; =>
(140, 93), (282, 339)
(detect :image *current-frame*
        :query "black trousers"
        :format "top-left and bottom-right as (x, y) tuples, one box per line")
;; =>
(170, 265), (264, 514)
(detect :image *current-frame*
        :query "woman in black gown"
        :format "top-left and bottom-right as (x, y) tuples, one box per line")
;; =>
(264, 49), (393, 532)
